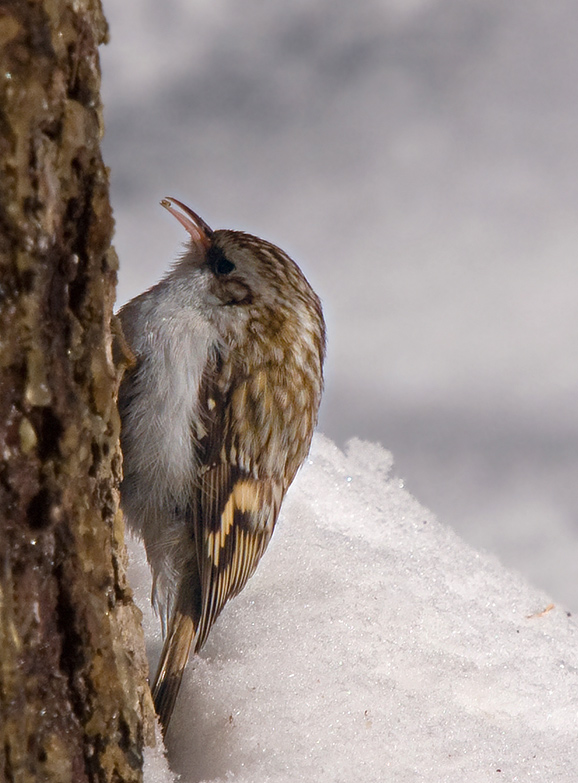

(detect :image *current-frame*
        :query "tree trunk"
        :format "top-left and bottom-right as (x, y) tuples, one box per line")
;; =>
(0, 2), (155, 781)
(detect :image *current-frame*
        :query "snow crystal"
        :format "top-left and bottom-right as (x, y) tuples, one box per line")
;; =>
(127, 435), (578, 783)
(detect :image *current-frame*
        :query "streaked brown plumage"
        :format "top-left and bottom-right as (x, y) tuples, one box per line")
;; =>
(117, 198), (325, 731)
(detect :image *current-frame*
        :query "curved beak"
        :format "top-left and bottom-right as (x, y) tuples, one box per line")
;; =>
(161, 197), (213, 248)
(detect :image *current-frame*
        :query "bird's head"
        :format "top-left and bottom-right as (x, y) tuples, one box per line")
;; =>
(161, 197), (325, 363)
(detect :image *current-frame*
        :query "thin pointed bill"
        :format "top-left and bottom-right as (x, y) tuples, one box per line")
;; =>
(161, 197), (213, 247)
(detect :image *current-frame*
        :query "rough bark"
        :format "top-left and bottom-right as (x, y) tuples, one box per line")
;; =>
(0, 1), (155, 781)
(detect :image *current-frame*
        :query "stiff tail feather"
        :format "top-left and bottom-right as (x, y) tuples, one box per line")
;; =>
(152, 610), (195, 733)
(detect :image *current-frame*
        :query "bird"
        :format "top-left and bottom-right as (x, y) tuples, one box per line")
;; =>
(117, 197), (325, 732)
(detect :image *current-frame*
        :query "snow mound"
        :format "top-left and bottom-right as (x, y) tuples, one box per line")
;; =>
(128, 434), (578, 782)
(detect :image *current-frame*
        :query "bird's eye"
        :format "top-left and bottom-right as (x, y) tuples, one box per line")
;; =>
(208, 246), (235, 276)
(216, 257), (235, 275)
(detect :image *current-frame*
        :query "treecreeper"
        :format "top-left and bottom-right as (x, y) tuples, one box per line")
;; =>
(117, 198), (326, 731)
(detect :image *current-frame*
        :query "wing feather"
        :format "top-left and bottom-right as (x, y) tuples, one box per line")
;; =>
(176, 357), (284, 651)
(191, 465), (282, 651)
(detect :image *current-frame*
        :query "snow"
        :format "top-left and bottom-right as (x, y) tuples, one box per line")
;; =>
(128, 435), (578, 783)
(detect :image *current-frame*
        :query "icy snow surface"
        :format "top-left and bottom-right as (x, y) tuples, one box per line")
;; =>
(127, 435), (578, 783)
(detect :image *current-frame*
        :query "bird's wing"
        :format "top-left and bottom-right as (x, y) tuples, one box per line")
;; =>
(188, 360), (286, 652)
(191, 462), (284, 652)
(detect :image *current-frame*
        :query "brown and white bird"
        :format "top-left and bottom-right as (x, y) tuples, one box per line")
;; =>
(117, 198), (325, 731)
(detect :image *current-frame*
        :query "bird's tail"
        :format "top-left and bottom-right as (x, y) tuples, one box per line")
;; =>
(151, 609), (195, 733)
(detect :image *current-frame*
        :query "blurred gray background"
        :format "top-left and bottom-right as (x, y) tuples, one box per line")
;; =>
(100, 0), (578, 610)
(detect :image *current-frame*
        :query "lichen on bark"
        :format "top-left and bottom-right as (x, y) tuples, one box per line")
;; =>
(0, 1), (155, 781)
